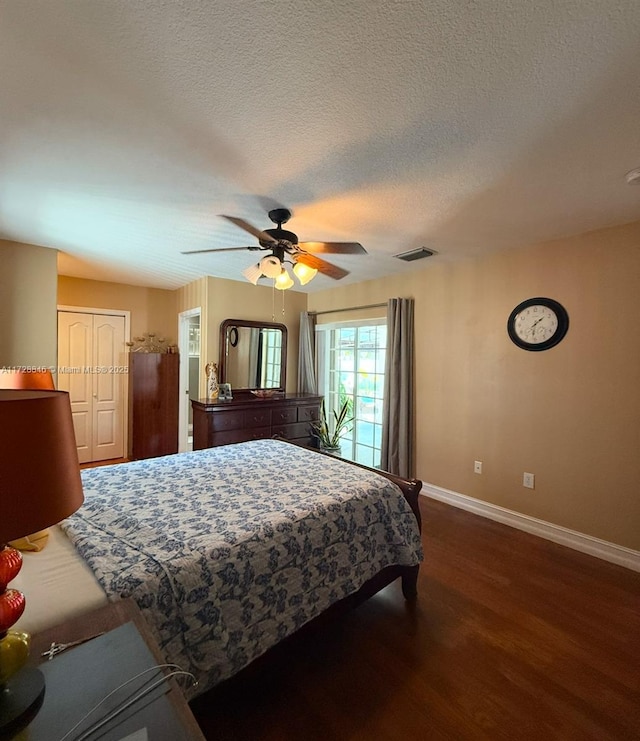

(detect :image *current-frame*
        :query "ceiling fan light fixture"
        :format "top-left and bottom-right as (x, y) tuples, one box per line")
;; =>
(213, 209), (362, 284)
(242, 262), (262, 285)
(293, 261), (318, 286)
(259, 255), (282, 279)
(274, 267), (294, 291)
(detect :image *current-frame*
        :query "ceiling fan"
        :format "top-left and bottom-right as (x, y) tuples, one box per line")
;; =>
(181, 208), (366, 288)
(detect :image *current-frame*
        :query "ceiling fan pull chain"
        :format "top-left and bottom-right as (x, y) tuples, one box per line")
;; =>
(282, 288), (285, 317)
(272, 282), (276, 322)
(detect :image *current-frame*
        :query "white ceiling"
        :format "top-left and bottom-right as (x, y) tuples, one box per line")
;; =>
(1, 0), (639, 293)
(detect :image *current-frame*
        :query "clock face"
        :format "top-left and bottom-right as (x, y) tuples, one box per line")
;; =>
(507, 298), (569, 351)
(514, 304), (558, 343)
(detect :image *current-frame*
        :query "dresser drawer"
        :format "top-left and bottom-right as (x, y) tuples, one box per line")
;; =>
(297, 404), (320, 423)
(209, 409), (245, 432)
(243, 408), (271, 428)
(272, 406), (297, 425)
(273, 421), (311, 440)
(209, 408), (271, 432)
(211, 427), (270, 446)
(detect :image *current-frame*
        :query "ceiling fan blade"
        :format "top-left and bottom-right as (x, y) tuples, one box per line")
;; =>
(296, 252), (349, 280)
(298, 241), (366, 255)
(220, 215), (278, 245)
(181, 246), (260, 255)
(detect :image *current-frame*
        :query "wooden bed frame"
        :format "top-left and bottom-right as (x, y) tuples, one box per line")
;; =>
(196, 439), (424, 693)
(44, 439), (422, 699)
(277, 438), (423, 602)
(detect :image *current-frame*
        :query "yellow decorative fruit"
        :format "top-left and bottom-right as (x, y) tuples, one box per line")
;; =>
(0, 630), (30, 685)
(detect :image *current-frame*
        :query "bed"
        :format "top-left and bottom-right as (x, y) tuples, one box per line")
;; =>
(14, 438), (423, 697)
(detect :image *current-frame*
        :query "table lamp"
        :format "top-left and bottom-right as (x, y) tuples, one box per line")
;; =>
(0, 370), (56, 390)
(0, 389), (84, 736)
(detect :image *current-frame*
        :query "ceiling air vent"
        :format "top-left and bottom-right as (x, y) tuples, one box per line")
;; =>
(394, 247), (436, 262)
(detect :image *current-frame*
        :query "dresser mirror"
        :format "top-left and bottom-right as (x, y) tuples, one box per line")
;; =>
(219, 319), (287, 391)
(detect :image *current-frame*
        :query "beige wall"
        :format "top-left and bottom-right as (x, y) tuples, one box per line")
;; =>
(59, 273), (307, 395)
(177, 276), (307, 397)
(201, 277), (307, 395)
(0, 240), (58, 368)
(176, 277), (208, 398)
(309, 221), (640, 551)
(58, 276), (178, 343)
(11, 225), (636, 550)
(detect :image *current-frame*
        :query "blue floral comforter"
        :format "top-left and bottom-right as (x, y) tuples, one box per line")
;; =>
(60, 439), (423, 696)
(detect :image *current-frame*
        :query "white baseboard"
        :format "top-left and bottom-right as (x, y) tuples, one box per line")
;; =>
(421, 482), (640, 573)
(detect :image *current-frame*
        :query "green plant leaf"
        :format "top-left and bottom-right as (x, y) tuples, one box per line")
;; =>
(309, 398), (353, 448)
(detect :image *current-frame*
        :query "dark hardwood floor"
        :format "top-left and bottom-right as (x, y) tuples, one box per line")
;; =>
(79, 457), (128, 469)
(191, 497), (640, 741)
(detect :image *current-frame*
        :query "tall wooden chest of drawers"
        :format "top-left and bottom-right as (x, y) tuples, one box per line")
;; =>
(128, 352), (179, 460)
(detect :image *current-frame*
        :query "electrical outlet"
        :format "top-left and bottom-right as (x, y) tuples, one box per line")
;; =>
(523, 472), (535, 489)
(474, 460), (482, 474)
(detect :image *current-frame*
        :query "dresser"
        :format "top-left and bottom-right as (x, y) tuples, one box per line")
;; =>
(128, 352), (179, 459)
(191, 393), (322, 449)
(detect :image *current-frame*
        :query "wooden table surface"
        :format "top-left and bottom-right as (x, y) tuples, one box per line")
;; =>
(29, 598), (205, 740)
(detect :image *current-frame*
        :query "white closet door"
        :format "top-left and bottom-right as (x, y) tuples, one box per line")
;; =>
(58, 311), (125, 463)
(92, 315), (125, 461)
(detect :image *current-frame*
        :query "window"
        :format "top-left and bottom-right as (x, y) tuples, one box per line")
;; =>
(316, 319), (387, 467)
(261, 328), (282, 388)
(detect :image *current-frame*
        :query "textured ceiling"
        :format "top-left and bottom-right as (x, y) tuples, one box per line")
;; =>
(1, 0), (639, 292)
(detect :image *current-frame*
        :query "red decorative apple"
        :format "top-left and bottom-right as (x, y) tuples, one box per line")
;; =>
(0, 546), (23, 592)
(0, 588), (26, 633)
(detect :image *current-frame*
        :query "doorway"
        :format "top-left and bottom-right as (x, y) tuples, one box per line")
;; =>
(57, 307), (130, 463)
(178, 308), (201, 452)
(316, 318), (387, 468)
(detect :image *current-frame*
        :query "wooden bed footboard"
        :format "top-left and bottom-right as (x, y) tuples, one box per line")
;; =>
(342, 462), (422, 601)
(275, 437), (423, 601)
(187, 439), (425, 696)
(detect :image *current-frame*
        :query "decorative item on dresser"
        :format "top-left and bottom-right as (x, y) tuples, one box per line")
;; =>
(126, 332), (171, 353)
(128, 351), (179, 460)
(192, 393), (322, 449)
(218, 382), (233, 400)
(205, 361), (219, 400)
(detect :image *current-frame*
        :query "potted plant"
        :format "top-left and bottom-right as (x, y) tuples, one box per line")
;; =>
(310, 399), (353, 455)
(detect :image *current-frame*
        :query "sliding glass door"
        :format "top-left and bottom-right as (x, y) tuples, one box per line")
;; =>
(316, 319), (387, 467)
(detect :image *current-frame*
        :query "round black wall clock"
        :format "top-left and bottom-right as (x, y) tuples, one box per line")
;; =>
(507, 297), (569, 351)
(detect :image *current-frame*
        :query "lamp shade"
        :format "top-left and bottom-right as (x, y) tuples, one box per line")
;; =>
(242, 262), (263, 285)
(260, 255), (282, 279)
(293, 261), (318, 286)
(0, 371), (55, 390)
(274, 268), (294, 291)
(0, 390), (84, 544)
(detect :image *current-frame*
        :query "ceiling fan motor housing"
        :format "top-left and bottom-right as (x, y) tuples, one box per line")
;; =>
(268, 208), (292, 225)
(262, 228), (299, 248)
(269, 244), (287, 264)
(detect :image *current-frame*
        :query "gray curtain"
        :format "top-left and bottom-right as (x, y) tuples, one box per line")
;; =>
(248, 329), (261, 387)
(297, 311), (317, 393)
(381, 298), (414, 477)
